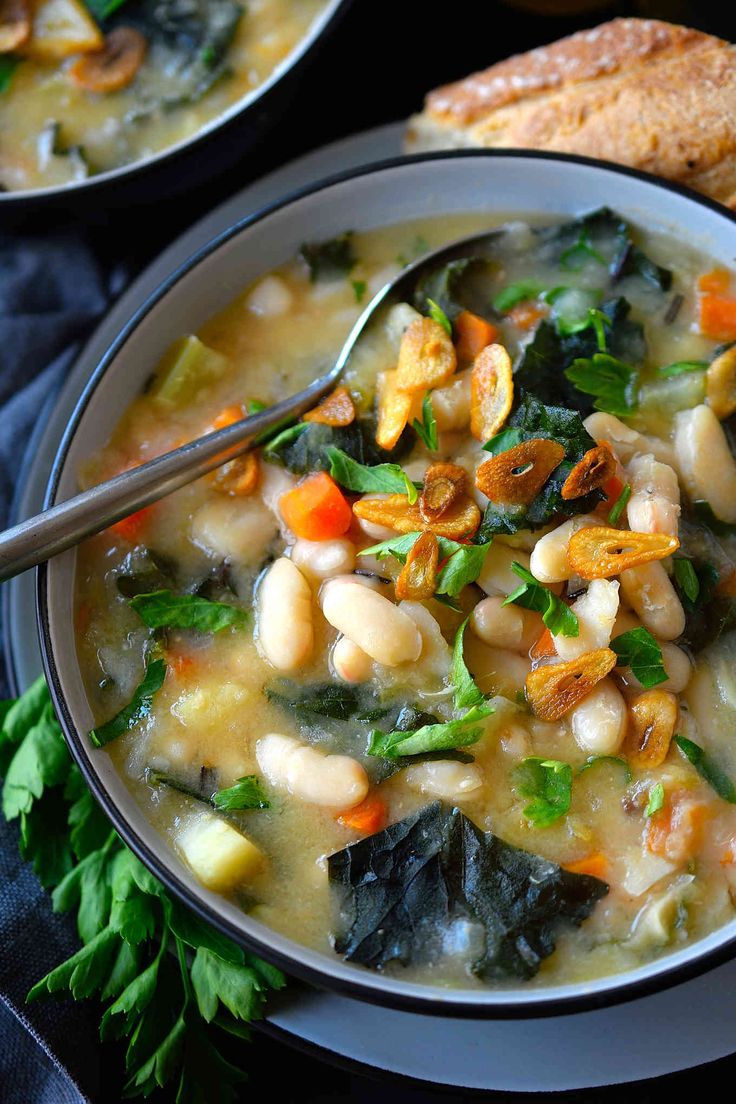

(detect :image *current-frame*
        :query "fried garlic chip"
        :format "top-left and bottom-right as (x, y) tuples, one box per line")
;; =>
(525, 648), (617, 720)
(376, 369), (415, 450)
(706, 345), (736, 421)
(567, 526), (680, 579)
(470, 343), (513, 442)
(0, 0), (31, 52)
(395, 532), (439, 600)
(561, 445), (616, 500)
(303, 386), (356, 427)
(212, 452), (260, 497)
(396, 317), (456, 393)
(624, 689), (678, 770)
(419, 462), (467, 523)
(353, 493), (480, 540)
(475, 438), (565, 505)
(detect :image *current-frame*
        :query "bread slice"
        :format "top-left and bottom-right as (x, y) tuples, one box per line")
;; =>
(406, 18), (736, 209)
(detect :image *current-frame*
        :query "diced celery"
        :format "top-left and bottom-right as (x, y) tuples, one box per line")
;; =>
(638, 371), (706, 416)
(153, 335), (229, 406)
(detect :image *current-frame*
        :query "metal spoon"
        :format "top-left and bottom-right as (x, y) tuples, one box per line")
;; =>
(0, 229), (501, 582)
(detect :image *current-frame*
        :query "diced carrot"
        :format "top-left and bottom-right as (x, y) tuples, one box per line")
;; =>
(531, 627), (556, 660)
(168, 653), (196, 678)
(454, 311), (498, 363)
(721, 839), (736, 866)
(699, 294), (736, 342)
(646, 791), (708, 863)
(212, 405), (244, 431)
(508, 301), (548, 331)
(279, 472), (352, 540)
(109, 507), (152, 543)
(698, 268), (731, 295)
(601, 473), (625, 509)
(336, 794), (388, 835)
(565, 853), (607, 880)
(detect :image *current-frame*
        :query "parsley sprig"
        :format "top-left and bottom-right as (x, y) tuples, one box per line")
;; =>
(1, 678), (285, 1101)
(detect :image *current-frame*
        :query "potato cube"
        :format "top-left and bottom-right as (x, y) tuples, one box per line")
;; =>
(177, 812), (264, 893)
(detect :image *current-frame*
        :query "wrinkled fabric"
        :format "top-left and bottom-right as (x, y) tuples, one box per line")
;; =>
(0, 229), (126, 1104)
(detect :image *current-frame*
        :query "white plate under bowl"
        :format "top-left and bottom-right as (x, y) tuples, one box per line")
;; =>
(7, 126), (736, 1089)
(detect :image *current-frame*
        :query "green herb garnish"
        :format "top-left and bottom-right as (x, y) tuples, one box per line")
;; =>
(0, 55), (21, 95)
(327, 446), (418, 503)
(89, 659), (166, 749)
(556, 308), (609, 352)
(607, 482), (631, 525)
(436, 544), (491, 599)
(674, 734), (736, 803)
(503, 563), (579, 637)
(351, 279), (367, 303)
(426, 298), (452, 335)
(492, 281), (543, 313)
(129, 591), (248, 633)
(560, 227), (605, 271)
(514, 758), (573, 827)
(645, 782), (665, 818)
(658, 360), (709, 378)
(451, 619), (485, 711)
(367, 703), (492, 759)
(611, 627), (667, 688)
(411, 393), (439, 451)
(673, 558), (700, 605)
(213, 776), (270, 812)
(483, 427), (523, 455)
(565, 353), (639, 416)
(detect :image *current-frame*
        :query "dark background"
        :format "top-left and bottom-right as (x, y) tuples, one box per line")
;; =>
(6, 0), (736, 1099)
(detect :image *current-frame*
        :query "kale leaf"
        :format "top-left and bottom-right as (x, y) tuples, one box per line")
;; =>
(538, 207), (671, 291)
(475, 392), (602, 540)
(328, 802), (608, 980)
(414, 256), (496, 322)
(263, 418), (408, 474)
(265, 681), (389, 723)
(300, 232), (356, 282)
(514, 297), (645, 415)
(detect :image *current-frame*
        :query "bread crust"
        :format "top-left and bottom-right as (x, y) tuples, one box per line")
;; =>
(406, 18), (736, 209)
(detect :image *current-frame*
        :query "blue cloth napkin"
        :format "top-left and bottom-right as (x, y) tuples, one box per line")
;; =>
(0, 229), (129, 1104)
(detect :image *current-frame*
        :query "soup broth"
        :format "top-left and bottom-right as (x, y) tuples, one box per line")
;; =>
(0, 0), (328, 192)
(74, 209), (736, 990)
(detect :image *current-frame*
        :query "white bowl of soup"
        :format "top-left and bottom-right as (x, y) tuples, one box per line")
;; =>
(39, 151), (736, 1015)
(0, 0), (345, 201)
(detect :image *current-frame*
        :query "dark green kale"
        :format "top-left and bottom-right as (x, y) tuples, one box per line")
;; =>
(114, 547), (176, 599)
(263, 417), (410, 474)
(414, 256), (497, 322)
(265, 681), (390, 723)
(538, 207), (671, 291)
(475, 392), (602, 540)
(300, 232), (356, 282)
(328, 803), (608, 980)
(514, 297), (645, 415)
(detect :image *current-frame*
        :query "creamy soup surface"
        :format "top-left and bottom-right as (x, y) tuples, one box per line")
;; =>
(74, 209), (736, 990)
(0, 0), (328, 192)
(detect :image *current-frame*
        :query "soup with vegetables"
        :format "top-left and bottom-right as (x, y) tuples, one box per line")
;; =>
(0, 0), (328, 192)
(74, 207), (736, 990)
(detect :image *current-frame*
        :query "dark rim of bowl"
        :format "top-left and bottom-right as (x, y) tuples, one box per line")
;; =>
(0, 0), (349, 206)
(37, 148), (736, 1019)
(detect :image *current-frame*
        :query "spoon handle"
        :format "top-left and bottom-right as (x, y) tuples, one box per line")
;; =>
(0, 370), (336, 583)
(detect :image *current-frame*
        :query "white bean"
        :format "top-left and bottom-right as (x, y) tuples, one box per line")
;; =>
(529, 515), (599, 584)
(555, 579), (620, 661)
(291, 538), (356, 580)
(621, 642), (692, 694)
(257, 558), (314, 671)
(471, 596), (524, 649)
(619, 562), (685, 641)
(246, 275), (292, 317)
(256, 733), (368, 809)
(498, 722), (533, 760)
(190, 498), (277, 565)
(584, 412), (675, 466)
(570, 678), (628, 755)
(321, 581), (421, 666)
(385, 301), (422, 346)
(626, 454), (681, 537)
(332, 636), (373, 683)
(674, 404), (736, 523)
(404, 760), (484, 800)
(476, 542), (531, 596)
(355, 494), (397, 541)
(432, 370), (471, 432)
(399, 601), (451, 679)
(462, 634), (530, 698)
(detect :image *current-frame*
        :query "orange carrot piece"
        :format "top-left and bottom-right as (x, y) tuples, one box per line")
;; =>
(646, 791), (708, 863)
(508, 301), (548, 330)
(699, 294), (736, 342)
(601, 473), (625, 509)
(530, 628), (556, 661)
(336, 794), (388, 835)
(698, 268), (731, 295)
(565, 853), (607, 880)
(212, 405), (244, 430)
(279, 472), (352, 540)
(109, 507), (152, 543)
(454, 311), (498, 363)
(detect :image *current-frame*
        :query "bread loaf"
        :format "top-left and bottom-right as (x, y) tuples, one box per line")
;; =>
(406, 18), (736, 209)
